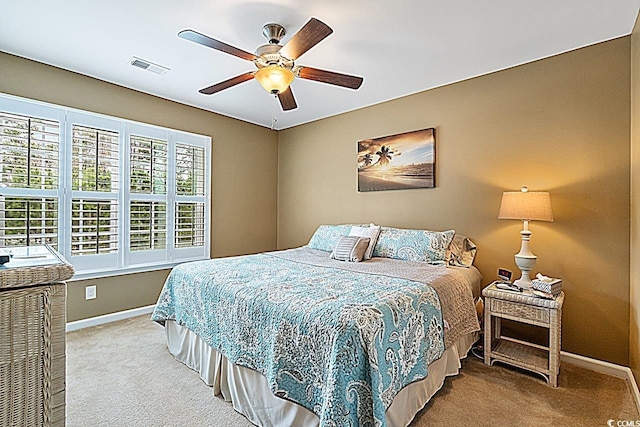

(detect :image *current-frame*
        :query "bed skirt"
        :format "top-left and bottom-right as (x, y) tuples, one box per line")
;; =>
(165, 320), (477, 427)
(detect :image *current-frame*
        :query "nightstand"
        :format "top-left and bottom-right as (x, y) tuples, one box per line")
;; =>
(483, 282), (564, 387)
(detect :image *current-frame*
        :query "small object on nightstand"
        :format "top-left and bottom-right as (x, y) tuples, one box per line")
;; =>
(494, 281), (522, 292)
(531, 289), (555, 299)
(531, 273), (562, 295)
(497, 268), (513, 282)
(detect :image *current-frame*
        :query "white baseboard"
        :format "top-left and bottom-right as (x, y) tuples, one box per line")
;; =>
(561, 351), (640, 412)
(66, 304), (156, 332)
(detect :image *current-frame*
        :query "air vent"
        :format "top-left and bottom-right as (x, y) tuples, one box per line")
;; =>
(130, 57), (170, 75)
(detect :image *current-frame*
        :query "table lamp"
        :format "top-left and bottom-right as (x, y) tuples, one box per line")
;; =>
(498, 186), (553, 288)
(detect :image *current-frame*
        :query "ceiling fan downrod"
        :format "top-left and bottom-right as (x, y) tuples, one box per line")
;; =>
(262, 23), (285, 44)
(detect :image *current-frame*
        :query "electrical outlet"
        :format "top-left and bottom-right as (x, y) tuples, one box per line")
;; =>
(85, 285), (97, 300)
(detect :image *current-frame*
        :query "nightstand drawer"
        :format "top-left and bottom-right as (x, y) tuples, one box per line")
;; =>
(490, 298), (550, 324)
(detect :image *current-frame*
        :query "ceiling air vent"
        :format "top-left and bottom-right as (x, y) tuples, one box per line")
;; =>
(130, 56), (170, 75)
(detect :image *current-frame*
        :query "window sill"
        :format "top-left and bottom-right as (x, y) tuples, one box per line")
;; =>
(68, 260), (203, 281)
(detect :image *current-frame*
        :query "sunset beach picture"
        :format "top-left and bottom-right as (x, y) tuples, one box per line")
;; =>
(357, 128), (435, 192)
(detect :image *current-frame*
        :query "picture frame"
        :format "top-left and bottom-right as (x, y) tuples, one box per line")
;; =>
(357, 127), (436, 192)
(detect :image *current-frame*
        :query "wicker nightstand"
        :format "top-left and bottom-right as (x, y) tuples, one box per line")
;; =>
(483, 282), (564, 387)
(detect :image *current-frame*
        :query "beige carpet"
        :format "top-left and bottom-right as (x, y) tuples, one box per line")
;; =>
(66, 315), (639, 426)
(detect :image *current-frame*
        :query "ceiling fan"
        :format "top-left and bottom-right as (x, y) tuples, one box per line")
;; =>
(178, 18), (364, 111)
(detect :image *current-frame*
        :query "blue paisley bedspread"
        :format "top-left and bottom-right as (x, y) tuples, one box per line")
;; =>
(151, 249), (447, 426)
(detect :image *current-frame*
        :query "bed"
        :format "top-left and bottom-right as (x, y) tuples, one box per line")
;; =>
(151, 225), (481, 426)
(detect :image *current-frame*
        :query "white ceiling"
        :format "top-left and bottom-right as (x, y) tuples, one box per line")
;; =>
(1, 1), (638, 130)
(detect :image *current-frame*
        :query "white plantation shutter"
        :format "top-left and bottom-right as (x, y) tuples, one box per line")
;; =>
(70, 124), (120, 257)
(130, 201), (166, 251)
(72, 125), (119, 192)
(71, 199), (119, 255)
(175, 143), (205, 248)
(0, 109), (61, 249)
(172, 136), (209, 261)
(176, 143), (205, 196)
(0, 94), (210, 279)
(0, 113), (59, 190)
(175, 202), (205, 247)
(66, 114), (122, 272)
(129, 133), (169, 255)
(0, 197), (58, 247)
(130, 135), (167, 195)
(126, 126), (171, 266)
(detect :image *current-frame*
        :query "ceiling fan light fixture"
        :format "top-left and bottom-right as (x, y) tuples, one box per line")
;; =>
(255, 65), (294, 94)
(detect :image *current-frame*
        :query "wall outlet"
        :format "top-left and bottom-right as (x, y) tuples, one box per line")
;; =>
(85, 285), (97, 300)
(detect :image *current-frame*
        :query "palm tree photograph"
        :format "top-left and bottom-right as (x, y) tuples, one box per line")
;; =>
(357, 128), (435, 192)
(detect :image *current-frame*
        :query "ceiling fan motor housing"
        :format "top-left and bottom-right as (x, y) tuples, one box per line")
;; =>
(255, 44), (293, 69)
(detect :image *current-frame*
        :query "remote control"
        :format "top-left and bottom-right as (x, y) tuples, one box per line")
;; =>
(495, 282), (522, 292)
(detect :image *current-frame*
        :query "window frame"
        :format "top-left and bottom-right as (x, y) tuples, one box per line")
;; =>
(0, 93), (211, 280)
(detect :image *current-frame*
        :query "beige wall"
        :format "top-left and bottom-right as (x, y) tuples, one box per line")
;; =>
(0, 52), (279, 322)
(278, 38), (631, 365)
(631, 17), (640, 385)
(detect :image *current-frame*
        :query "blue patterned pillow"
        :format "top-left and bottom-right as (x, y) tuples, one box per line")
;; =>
(307, 224), (353, 252)
(372, 227), (456, 263)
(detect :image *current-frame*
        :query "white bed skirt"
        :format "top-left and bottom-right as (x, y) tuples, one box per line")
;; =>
(165, 320), (477, 427)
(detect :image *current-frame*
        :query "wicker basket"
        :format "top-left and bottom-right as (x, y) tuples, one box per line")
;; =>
(0, 246), (74, 289)
(0, 245), (69, 427)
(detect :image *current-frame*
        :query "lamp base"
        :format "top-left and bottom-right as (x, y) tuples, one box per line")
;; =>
(514, 254), (536, 289)
(514, 276), (533, 288)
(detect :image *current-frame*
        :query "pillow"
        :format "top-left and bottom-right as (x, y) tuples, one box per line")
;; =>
(348, 224), (381, 260)
(446, 234), (477, 267)
(372, 227), (455, 264)
(330, 236), (370, 262)
(307, 224), (353, 252)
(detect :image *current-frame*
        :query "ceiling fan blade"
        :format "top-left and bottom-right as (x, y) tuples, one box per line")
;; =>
(277, 87), (298, 111)
(178, 29), (257, 62)
(297, 66), (363, 90)
(199, 72), (255, 95)
(279, 18), (333, 60)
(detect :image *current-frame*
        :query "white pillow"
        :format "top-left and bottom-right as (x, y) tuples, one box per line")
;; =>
(348, 224), (381, 260)
(330, 236), (371, 262)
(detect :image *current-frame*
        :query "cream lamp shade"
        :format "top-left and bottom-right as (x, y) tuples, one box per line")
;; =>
(498, 188), (553, 222)
(498, 186), (553, 288)
(255, 65), (295, 94)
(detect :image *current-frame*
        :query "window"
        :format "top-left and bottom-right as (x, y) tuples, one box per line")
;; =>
(71, 124), (120, 256)
(129, 133), (169, 255)
(0, 111), (60, 248)
(175, 143), (206, 249)
(0, 94), (211, 279)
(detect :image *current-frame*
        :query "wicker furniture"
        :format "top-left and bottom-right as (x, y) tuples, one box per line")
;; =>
(483, 282), (564, 387)
(0, 246), (73, 426)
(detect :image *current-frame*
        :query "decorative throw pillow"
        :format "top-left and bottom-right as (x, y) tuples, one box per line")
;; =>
(348, 224), (381, 260)
(307, 224), (353, 252)
(446, 234), (478, 267)
(330, 236), (371, 262)
(372, 227), (455, 263)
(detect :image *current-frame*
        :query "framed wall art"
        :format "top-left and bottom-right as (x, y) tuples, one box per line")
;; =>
(357, 127), (436, 192)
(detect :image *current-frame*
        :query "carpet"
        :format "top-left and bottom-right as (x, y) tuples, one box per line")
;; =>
(66, 315), (639, 426)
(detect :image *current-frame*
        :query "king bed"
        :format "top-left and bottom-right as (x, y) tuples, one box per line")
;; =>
(151, 225), (481, 426)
